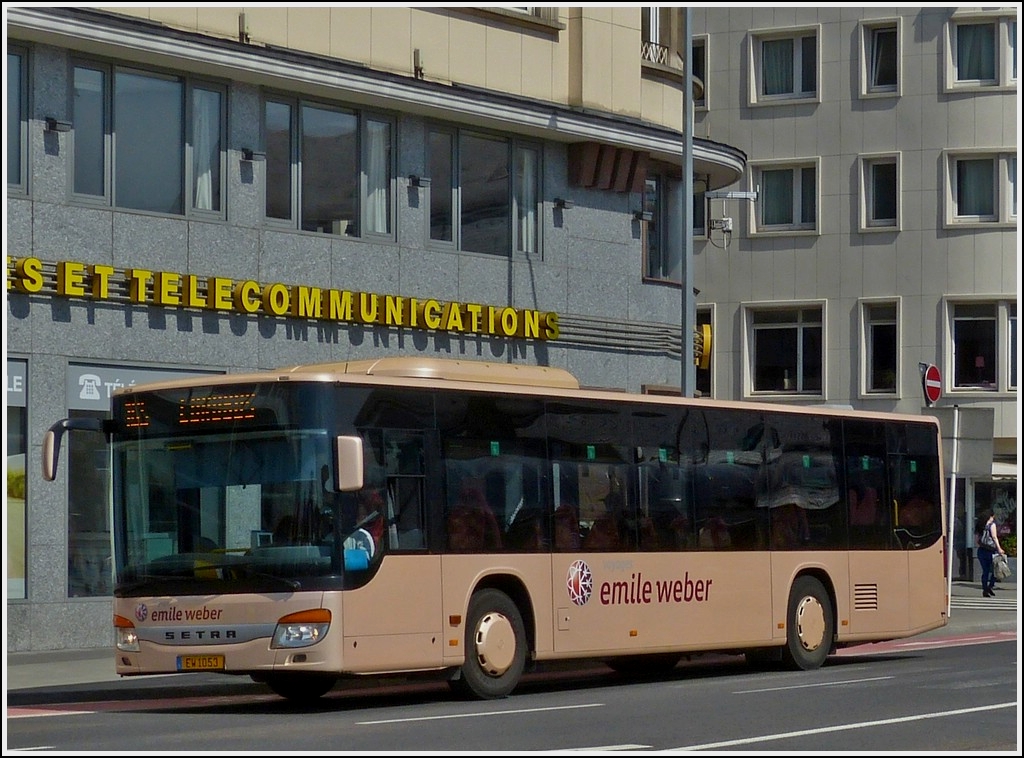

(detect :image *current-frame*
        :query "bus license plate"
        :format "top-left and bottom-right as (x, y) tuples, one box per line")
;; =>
(177, 654), (225, 671)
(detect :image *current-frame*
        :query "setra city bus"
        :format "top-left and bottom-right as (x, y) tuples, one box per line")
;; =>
(42, 356), (949, 702)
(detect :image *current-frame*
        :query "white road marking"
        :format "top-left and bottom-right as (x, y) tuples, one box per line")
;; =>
(357, 702), (603, 725)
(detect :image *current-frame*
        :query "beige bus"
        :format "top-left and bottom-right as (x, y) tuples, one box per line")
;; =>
(42, 356), (949, 702)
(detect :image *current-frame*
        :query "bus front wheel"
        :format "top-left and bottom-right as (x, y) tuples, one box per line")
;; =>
(783, 575), (834, 671)
(451, 588), (527, 700)
(264, 673), (337, 702)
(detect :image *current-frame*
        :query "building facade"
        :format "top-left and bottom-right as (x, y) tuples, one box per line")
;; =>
(4, 6), (1017, 653)
(687, 6), (1018, 578)
(6, 7), (742, 651)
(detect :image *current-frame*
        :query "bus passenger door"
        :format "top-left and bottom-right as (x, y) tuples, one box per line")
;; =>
(340, 429), (443, 672)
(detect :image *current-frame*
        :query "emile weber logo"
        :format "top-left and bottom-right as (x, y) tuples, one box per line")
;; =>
(566, 561), (713, 606)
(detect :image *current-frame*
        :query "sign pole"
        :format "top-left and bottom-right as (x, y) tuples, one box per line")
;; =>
(946, 404), (960, 617)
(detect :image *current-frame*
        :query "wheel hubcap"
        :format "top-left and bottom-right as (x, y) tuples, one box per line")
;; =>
(474, 611), (516, 676)
(795, 595), (826, 652)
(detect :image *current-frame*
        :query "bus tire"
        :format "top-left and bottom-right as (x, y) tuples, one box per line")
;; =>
(451, 588), (527, 700)
(782, 575), (834, 671)
(264, 673), (337, 702)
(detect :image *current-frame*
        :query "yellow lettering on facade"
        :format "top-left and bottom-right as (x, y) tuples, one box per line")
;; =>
(487, 306), (498, 334)
(57, 261), (87, 297)
(154, 271), (182, 306)
(500, 307), (518, 336)
(409, 298), (419, 327)
(358, 292), (379, 324)
(522, 309), (540, 339)
(125, 269), (153, 303)
(465, 303), (483, 333)
(12, 257), (44, 293)
(263, 283), (289, 316)
(89, 265), (114, 299)
(328, 289), (354, 321)
(544, 312), (560, 340)
(442, 301), (464, 331)
(385, 295), (405, 326)
(208, 277), (232, 310)
(292, 286), (322, 319)
(184, 275), (207, 308)
(422, 299), (442, 329)
(233, 280), (261, 313)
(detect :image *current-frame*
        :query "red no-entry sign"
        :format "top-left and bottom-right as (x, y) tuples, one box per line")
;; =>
(922, 364), (942, 405)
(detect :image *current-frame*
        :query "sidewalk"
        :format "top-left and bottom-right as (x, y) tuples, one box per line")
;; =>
(5, 580), (1016, 702)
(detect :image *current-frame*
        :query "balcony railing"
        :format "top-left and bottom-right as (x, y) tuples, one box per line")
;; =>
(641, 40), (670, 66)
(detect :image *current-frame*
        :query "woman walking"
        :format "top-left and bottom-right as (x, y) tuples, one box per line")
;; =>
(976, 509), (1006, 597)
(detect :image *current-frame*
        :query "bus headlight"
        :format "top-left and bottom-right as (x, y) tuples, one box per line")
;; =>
(114, 614), (141, 652)
(270, 609), (331, 649)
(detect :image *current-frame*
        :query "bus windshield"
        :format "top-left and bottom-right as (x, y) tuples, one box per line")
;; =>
(111, 383), (372, 595)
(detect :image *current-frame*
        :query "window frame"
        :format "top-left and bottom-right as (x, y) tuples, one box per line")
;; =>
(747, 25), (821, 107)
(859, 298), (901, 398)
(262, 92), (396, 241)
(742, 302), (826, 399)
(858, 152), (901, 231)
(944, 298), (1017, 395)
(942, 148), (1017, 228)
(944, 10), (1018, 92)
(425, 124), (542, 257)
(859, 18), (902, 98)
(748, 157), (820, 237)
(7, 44), (29, 195)
(69, 57), (227, 220)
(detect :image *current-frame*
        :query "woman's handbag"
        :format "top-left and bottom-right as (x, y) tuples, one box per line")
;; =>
(992, 553), (1011, 581)
(980, 525), (998, 551)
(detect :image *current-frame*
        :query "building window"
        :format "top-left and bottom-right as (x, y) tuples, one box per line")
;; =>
(749, 26), (819, 105)
(6, 359), (27, 600)
(859, 153), (900, 231)
(751, 159), (818, 235)
(71, 61), (226, 217)
(945, 12), (1017, 91)
(693, 35), (708, 109)
(859, 20), (900, 97)
(428, 127), (540, 256)
(943, 150), (1017, 227)
(7, 46), (27, 192)
(265, 97), (393, 238)
(947, 301), (1016, 394)
(641, 171), (687, 283)
(862, 301), (898, 395)
(749, 306), (823, 395)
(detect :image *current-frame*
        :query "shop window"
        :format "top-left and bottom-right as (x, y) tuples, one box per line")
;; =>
(6, 360), (28, 599)
(71, 61), (225, 218)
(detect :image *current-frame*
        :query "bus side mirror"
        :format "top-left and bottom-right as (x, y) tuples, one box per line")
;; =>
(42, 417), (106, 482)
(334, 435), (364, 492)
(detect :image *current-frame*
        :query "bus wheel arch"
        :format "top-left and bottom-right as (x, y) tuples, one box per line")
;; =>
(450, 587), (528, 700)
(782, 573), (836, 671)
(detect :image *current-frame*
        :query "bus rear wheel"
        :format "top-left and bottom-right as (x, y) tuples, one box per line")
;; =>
(264, 673), (337, 702)
(450, 588), (527, 700)
(783, 575), (834, 671)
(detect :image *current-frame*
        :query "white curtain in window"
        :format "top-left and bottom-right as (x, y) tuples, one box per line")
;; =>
(761, 169), (792, 225)
(762, 39), (793, 95)
(366, 120), (390, 234)
(957, 23), (996, 80)
(957, 159), (994, 216)
(516, 147), (537, 253)
(192, 89), (219, 211)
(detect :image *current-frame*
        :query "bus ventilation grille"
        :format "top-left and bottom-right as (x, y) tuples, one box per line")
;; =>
(853, 584), (879, 611)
